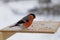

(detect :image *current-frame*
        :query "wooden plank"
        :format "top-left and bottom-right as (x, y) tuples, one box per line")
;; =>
(0, 32), (4, 40)
(0, 21), (60, 33)
(2, 31), (15, 40)
(0, 32), (15, 40)
(0, 21), (60, 40)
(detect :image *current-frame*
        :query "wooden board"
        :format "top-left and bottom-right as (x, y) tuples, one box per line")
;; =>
(0, 21), (60, 33)
(0, 21), (60, 40)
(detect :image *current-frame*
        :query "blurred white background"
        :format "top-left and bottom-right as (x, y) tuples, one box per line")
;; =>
(0, 0), (60, 40)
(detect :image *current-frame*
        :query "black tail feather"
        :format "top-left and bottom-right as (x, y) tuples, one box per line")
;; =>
(10, 20), (25, 28)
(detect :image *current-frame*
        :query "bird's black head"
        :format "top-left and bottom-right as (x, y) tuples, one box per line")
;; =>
(30, 13), (36, 19)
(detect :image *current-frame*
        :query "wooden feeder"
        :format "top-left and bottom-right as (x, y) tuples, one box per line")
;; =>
(0, 21), (60, 40)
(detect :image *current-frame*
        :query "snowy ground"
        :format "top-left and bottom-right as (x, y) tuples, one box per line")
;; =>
(0, 0), (60, 40)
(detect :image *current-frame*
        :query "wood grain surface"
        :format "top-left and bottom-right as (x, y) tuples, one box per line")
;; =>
(0, 21), (60, 33)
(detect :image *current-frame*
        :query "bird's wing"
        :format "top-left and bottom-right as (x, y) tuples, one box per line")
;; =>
(20, 15), (30, 22)
(14, 15), (30, 26)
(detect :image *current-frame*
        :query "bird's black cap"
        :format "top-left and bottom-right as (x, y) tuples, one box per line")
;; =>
(30, 13), (36, 19)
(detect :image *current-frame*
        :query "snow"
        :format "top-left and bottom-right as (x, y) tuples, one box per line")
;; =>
(0, 0), (60, 40)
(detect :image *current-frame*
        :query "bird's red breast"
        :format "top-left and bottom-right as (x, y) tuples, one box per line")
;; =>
(23, 15), (34, 28)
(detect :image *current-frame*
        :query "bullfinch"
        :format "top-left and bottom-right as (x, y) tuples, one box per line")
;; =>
(10, 13), (36, 29)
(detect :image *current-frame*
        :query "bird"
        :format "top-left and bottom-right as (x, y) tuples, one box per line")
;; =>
(10, 13), (36, 29)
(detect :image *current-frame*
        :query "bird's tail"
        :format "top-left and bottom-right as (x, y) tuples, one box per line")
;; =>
(9, 25), (15, 28)
(9, 24), (18, 28)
